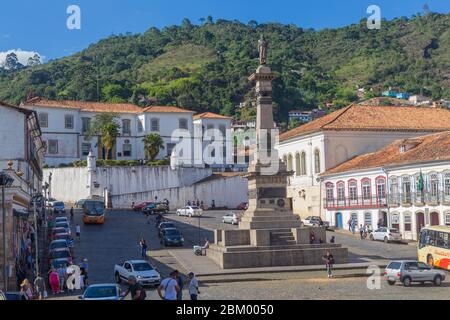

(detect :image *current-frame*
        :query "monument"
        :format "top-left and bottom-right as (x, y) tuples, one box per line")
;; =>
(207, 36), (348, 269)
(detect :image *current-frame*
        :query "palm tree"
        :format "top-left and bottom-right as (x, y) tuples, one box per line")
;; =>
(142, 133), (165, 161)
(86, 113), (120, 160)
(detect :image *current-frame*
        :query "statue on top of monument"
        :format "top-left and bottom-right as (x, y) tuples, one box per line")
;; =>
(258, 34), (268, 65)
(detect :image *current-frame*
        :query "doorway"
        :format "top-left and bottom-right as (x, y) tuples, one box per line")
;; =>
(335, 212), (343, 229)
(416, 212), (425, 235)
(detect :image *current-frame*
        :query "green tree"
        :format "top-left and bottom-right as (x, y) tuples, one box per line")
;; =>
(87, 113), (121, 160)
(4, 52), (23, 70)
(142, 133), (165, 161)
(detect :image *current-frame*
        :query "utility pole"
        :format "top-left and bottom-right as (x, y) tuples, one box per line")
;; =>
(2, 184), (7, 291)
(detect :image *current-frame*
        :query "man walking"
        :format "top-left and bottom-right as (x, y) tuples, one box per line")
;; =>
(70, 207), (74, 221)
(75, 224), (81, 240)
(359, 224), (364, 239)
(157, 271), (180, 300)
(121, 276), (146, 300)
(188, 272), (200, 301)
(174, 270), (184, 300)
(34, 273), (46, 300)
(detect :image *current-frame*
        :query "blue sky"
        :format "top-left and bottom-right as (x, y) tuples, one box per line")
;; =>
(0, 0), (449, 62)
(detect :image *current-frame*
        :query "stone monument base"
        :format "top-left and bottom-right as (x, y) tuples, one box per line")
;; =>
(207, 226), (348, 269)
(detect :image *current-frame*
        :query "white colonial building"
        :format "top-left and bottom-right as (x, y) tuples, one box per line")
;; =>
(320, 131), (450, 240)
(21, 97), (233, 168)
(276, 104), (450, 219)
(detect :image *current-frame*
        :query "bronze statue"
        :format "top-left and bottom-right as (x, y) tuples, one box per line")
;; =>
(258, 35), (268, 65)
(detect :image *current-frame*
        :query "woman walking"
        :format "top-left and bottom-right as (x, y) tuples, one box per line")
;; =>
(139, 238), (148, 259)
(323, 251), (335, 279)
(20, 279), (34, 300)
(49, 268), (61, 295)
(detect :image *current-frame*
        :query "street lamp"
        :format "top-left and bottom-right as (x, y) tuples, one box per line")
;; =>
(0, 172), (14, 291)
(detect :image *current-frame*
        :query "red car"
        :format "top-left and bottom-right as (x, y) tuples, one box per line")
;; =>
(133, 201), (152, 211)
(236, 202), (248, 210)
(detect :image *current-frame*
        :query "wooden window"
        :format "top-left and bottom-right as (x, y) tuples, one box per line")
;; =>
(64, 114), (74, 129)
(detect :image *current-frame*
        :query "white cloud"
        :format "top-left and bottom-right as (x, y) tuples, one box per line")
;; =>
(0, 49), (45, 68)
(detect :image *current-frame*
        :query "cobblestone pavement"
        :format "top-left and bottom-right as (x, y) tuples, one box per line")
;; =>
(52, 209), (437, 300)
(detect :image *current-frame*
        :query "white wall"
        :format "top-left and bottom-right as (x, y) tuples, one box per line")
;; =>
(0, 107), (26, 161)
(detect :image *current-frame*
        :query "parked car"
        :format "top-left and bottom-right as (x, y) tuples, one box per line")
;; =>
(158, 222), (176, 238)
(160, 228), (184, 247)
(50, 227), (67, 240)
(143, 202), (169, 215)
(176, 206), (203, 217)
(222, 212), (241, 225)
(302, 216), (330, 227)
(79, 284), (121, 300)
(48, 239), (70, 253)
(48, 248), (72, 265)
(236, 202), (248, 210)
(133, 201), (152, 212)
(53, 201), (66, 214)
(55, 217), (69, 223)
(53, 233), (74, 247)
(54, 222), (71, 234)
(370, 227), (402, 243)
(384, 260), (446, 287)
(114, 260), (161, 287)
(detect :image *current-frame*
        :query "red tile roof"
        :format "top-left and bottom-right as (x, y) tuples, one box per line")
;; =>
(24, 97), (193, 114)
(280, 104), (450, 142)
(321, 131), (450, 176)
(193, 112), (232, 120)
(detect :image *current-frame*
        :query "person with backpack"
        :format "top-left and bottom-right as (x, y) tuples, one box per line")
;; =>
(157, 271), (180, 300)
(322, 251), (335, 278)
(121, 276), (146, 300)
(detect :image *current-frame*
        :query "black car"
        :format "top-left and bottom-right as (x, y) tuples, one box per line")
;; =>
(160, 228), (184, 247)
(158, 222), (176, 238)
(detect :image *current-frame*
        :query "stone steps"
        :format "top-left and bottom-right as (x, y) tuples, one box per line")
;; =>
(270, 230), (296, 246)
(208, 243), (343, 253)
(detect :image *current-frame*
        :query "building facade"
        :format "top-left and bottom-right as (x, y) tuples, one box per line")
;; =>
(320, 132), (450, 240)
(276, 104), (450, 220)
(0, 102), (45, 290)
(21, 97), (233, 168)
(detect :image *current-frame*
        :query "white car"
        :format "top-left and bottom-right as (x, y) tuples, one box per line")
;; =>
(370, 227), (402, 243)
(114, 260), (161, 287)
(222, 212), (241, 225)
(79, 284), (121, 300)
(176, 206), (203, 217)
(302, 216), (330, 227)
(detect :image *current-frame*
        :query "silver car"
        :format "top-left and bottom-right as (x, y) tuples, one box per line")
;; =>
(384, 260), (446, 287)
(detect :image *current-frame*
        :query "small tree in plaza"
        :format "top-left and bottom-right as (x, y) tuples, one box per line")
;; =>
(143, 133), (165, 161)
(87, 113), (121, 160)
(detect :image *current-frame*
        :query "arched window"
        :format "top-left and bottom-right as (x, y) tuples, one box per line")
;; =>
(287, 154), (293, 172)
(364, 212), (372, 227)
(362, 179), (371, 204)
(337, 182), (345, 206)
(404, 212), (412, 232)
(429, 173), (439, 197)
(300, 151), (307, 176)
(295, 153), (300, 176)
(402, 176), (412, 204)
(376, 177), (386, 204)
(326, 183), (334, 205)
(314, 149), (321, 174)
(391, 212), (400, 230)
(389, 176), (398, 194)
(351, 213), (358, 226)
(349, 180), (358, 205)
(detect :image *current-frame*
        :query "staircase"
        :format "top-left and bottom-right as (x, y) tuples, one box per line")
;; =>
(270, 229), (297, 246)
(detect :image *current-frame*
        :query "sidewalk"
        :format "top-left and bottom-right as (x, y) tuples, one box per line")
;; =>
(332, 228), (417, 246)
(168, 249), (388, 277)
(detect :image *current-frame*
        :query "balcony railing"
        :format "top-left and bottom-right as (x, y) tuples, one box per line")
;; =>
(388, 192), (450, 207)
(324, 196), (387, 209)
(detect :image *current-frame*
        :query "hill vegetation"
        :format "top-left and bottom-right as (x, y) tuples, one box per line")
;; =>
(0, 13), (449, 123)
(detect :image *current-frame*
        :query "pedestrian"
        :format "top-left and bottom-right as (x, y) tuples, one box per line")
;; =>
(351, 219), (356, 235)
(80, 258), (89, 272)
(196, 199), (200, 207)
(174, 270), (184, 300)
(187, 200), (191, 206)
(131, 201), (135, 210)
(359, 224), (364, 239)
(330, 236), (335, 244)
(347, 218), (352, 232)
(34, 273), (46, 300)
(211, 200), (216, 209)
(49, 268), (60, 295)
(319, 237), (324, 244)
(200, 201), (204, 210)
(75, 224), (81, 240)
(139, 238), (148, 259)
(121, 276), (147, 300)
(57, 265), (66, 293)
(188, 272), (200, 301)
(20, 279), (34, 300)
(322, 251), (335, 278)
(377, 218), (383, 229)
(155, 196), (158, 203)
(70, 207), (74, 221)
(309, 232), (316, 244)
(157, 271), (180, 301)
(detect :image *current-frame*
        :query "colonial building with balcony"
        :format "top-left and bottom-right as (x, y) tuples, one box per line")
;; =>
(320, 131), (450, 241)
(277, 104), (450, 220)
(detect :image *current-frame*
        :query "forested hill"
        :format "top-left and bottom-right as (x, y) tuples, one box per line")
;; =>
(1, 13), (449, 123)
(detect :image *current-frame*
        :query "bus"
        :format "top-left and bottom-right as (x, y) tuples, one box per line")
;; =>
(82, 199), (106, 225)
(418, 226), (450, 270)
